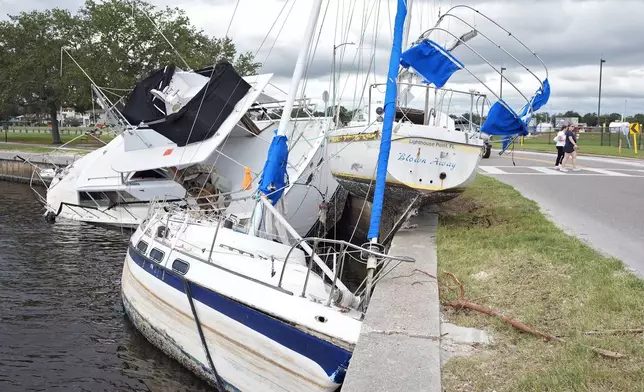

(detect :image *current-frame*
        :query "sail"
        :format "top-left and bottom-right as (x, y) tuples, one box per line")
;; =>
(122, 61), (251, 147)
(258, 131), (289, 205)
(481, 101), (529, 136)
(400, 39), (464, 88)
(367, 0), (408, 241)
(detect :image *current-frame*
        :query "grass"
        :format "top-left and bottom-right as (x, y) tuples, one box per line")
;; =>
(1, 129), (113, 145)
(0, 144), (91, 155)
(505, 132), (644, 159)
(437, 175), (644, 392)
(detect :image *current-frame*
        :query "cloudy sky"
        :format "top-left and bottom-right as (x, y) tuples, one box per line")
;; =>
(2, 0), (644, 117)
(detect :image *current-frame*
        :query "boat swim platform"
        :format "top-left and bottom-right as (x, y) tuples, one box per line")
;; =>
(342, 209), (441, 392)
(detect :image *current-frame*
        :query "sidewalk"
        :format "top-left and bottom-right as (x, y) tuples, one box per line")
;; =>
(342, 210), (441, 392)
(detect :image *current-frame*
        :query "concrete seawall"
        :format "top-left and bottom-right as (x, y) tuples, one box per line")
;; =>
(342, 210), (441, 392)
(0, 151), (77, 185)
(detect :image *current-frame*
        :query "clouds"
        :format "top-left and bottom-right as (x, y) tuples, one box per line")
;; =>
(3, 0), (644, 115)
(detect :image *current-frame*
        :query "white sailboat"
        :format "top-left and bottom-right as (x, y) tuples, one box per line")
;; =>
(327, 4), (550, 241)
(119, 1), (417, 390)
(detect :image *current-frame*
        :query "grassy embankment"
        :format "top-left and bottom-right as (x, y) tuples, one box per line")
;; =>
(438, 175), (644, 391)
(0, 127), (112, 154)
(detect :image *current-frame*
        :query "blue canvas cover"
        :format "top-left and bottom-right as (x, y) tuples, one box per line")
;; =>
(258, 131), (289, 205)
(400, 39), (464, 88)
(481, 101), (529, 137)
(519, 78), (551, 117)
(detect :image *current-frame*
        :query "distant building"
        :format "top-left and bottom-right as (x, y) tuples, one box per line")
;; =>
(555, 117), (579, 127)
(58, 106), (94, 127)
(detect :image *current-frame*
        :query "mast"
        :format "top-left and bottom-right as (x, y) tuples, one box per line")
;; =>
(364, 0), (408, 306)
(399, 0), (414, 106)
(276, 0), (323, 136)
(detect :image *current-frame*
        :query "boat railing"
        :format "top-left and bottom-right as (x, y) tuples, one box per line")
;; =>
(280, 236), (414, 310)
(144, 193), (414, 311)
(368, 82), (488, 133)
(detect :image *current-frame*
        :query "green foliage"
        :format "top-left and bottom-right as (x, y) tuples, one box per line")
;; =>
(0, 0), (261, 143)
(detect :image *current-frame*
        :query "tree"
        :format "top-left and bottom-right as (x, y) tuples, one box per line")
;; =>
(325, 105), (352, 124)
(0, 9), (87, 143)
(0, 0), (261, 144)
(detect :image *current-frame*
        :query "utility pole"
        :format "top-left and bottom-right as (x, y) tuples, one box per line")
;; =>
(332, 42), (355, 126)
(500, 67), (506, 100)
(598, 58), (605, 145)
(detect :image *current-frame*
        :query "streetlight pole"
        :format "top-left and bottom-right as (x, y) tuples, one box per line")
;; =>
(332, 42), (355, 126)
(500, 67), (506, 100)
(598, 58), (605, 145)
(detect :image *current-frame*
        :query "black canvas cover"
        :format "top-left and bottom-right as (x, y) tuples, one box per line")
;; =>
(122, 64), (176, 124)
(122, 61), (252, 147)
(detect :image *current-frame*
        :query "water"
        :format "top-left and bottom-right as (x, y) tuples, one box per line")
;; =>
(0, 183), (211, 392)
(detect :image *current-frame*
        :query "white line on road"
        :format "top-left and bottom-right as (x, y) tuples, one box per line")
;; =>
(530, 166), (565, 175)
(581, 168), (632, 177)
(479, 166), (507, 174)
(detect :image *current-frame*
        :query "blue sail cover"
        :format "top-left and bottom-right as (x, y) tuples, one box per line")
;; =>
(258, 132), (289, 205)
(519, 78), (551, 117)
(481, 101), (529, 137)
(400, 39), (464, 88)
(367, 0), (407, 241)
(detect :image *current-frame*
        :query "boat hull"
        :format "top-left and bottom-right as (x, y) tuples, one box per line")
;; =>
(328, 124), (482, 244)
(328, 125), (482, 203)
(121, 246), (352, 392)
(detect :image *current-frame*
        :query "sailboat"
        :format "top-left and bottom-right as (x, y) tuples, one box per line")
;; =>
(118, 1), (418, 390)
(327, 4), (549, 243)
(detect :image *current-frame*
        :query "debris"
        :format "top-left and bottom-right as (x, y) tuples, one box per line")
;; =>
(439, 271), (626, 360)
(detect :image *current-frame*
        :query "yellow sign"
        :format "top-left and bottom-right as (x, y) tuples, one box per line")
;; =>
(629, 122), (641, 135)
(328, 132), (380, 143)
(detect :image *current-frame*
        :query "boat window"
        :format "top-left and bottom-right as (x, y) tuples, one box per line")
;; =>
(130, 169), (168, 180)
(136, 240), (148, 254)
(150, 248), (165, 263)
(78, 191), (139, 207)
(172, 259), (190, 275)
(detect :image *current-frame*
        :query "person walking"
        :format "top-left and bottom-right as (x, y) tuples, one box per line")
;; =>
(553, 127), (566, 169)
(560, 126), (580, 172)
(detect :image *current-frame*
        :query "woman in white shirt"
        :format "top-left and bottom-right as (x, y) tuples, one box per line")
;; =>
(553, 127), (566, 169)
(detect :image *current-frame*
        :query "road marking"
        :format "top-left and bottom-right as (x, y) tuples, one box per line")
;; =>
(479, 166), (507, 174)
(582, 168), (632, 177)
(495, 155), (591, 168)
(478, 166), (644, 177)
(530, 166), (565, 175)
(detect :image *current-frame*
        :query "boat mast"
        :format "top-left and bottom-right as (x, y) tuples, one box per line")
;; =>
(275, 0), (323, 136)
(399, 0), (414, 107)
(364, 0), (408, 306)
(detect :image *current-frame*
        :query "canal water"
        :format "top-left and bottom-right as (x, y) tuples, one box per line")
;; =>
(0, 183), (211, 391)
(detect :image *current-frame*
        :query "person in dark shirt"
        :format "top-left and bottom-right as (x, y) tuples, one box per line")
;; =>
(560, 126), (579, 172)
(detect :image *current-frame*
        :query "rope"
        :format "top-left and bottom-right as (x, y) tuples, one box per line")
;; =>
(183, 279), (226, 391)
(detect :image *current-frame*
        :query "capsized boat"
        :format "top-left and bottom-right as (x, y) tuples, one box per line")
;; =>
(33, 64), (343, 234)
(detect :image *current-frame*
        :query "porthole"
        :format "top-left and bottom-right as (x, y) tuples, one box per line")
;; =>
(150, 248), (165, 263)
(136, 240), (148, 253)
(172, 259), (190, 275)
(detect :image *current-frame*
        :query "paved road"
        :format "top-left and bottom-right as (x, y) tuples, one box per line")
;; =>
(479, 150), (644, 277)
